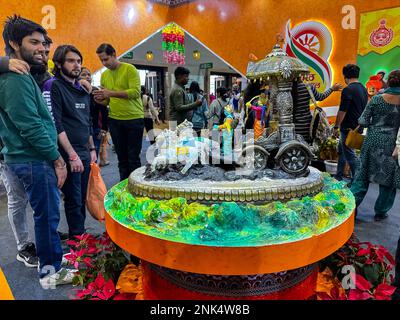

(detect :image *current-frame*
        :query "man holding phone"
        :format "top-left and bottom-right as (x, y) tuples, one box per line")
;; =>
(169, 67), (202, 126)
(94, 43), (144, 181)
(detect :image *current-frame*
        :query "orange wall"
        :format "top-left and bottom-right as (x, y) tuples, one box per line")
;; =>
(1, 0), (399, 106)
(0, 1), (169, 71)
(171, 0), (400, 106)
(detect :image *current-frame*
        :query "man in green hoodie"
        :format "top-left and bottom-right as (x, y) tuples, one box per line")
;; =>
(0, 33), (54, 269)
(0, 15), (74, 289)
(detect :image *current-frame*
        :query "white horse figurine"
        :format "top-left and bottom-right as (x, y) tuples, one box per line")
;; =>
(151, 120), (214, 174)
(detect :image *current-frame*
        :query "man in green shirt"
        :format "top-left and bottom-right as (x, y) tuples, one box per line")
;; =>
(94, 43), (144, 180)
(169, 66), (202, 125)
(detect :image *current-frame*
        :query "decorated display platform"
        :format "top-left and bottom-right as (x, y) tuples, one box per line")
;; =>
(103, 42), (357, 300)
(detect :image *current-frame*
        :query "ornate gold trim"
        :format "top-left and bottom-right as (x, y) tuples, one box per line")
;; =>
(128, 171), (325, 204)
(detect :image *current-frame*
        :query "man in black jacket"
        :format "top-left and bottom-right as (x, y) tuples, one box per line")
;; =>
(44, 45), (96, 239)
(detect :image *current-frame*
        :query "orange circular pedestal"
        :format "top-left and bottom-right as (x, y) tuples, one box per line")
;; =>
(106, 211), (354, 275)
(141, 261), (319, 300)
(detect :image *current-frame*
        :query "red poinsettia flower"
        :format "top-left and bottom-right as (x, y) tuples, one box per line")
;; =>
(356, 248), (371, 257)
(82, 257), (95, 268)
(348, 289), (373, 300)
(74, 287), (94, 300)
(354, 274), (372, 291)
(67, 234), (97, 248)
(374, 283), (397, 300)
(83, 244), (102, 255)
(87, 274), (116, 300)
(346, 274), (374, 300)
(379, 247), (396, 265)
(66, 239), (79, 247)
(65, 249), (88, 269)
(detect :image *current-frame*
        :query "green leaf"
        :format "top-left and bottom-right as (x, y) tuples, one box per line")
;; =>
(363, 265), (380, 287)
(72, 276), (81, 286)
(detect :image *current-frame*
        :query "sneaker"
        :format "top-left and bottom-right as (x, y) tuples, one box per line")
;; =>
(39, 268), (77, 289)
(36, 254), (71, 272)
(17, 243), (39, 268)
(99, 161), (110, 167)
(374, 213), (389, 222)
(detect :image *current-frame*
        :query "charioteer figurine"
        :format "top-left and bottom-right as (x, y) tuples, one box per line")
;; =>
(244, 88), (271, 140)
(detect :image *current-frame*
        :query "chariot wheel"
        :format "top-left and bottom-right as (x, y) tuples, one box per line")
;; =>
(278, 145), (310, 175)
(239, 145), (269, 170)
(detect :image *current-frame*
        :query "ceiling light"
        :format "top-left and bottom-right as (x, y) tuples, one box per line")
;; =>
(128, 8), (135, 21)
(197, 4), (205, 12)
(193, 50), (201, 60)
(146, 51), (154, 61)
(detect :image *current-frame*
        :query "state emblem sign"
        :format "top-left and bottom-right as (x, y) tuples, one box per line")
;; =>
(284, 19), (333, 91)
(369, 19), (394, 47)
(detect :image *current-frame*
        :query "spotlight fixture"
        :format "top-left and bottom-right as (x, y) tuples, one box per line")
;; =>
(193, 50), (201, 60)
(146, 51), (154, 61)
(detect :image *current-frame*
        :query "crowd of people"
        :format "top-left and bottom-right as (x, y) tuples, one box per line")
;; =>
(0, 15), (152, 289)
(0, 15), (399, 298)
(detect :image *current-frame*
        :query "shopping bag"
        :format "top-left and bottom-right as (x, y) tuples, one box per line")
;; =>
(86, 163), (107, 221)
(345, 125), (364, 150)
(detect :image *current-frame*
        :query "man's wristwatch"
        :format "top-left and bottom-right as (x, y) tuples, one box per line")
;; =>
(89, 146), (96, 152)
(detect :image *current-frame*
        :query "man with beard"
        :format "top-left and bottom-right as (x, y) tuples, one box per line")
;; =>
(44, 45), (96, 240)
(0, 15), (73, 288)
(30, 35), (52, 90)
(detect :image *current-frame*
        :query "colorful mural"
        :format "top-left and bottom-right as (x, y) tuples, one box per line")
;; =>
(284, 19), (334, 92)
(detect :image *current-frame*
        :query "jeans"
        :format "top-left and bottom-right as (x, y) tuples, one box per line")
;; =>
(0, 162), (30, 251)
(61, 159), (90, 238)
(336, 129), (359, 181)
(93, 127), (102, 159)
(7, 161), (63, 277)
(144, 117), (155, 145)
(109, 118), (144, 181)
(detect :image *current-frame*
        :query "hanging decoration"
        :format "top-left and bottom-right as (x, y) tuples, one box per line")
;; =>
(162, 23), (185, 65)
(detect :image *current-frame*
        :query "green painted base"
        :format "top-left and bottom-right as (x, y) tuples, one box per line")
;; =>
(105, 174), (355, 247)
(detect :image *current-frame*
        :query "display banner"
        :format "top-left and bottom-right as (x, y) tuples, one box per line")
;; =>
(357, 7), (400, 85)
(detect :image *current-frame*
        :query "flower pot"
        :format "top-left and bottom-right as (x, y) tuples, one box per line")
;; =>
(324, 160), (338, 175)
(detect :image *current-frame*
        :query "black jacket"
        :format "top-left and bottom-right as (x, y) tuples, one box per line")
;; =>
(45, 76), (92, 161)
